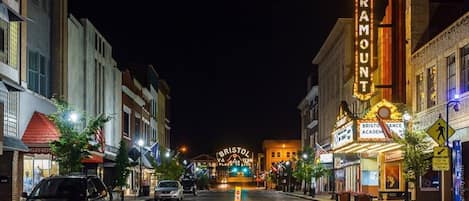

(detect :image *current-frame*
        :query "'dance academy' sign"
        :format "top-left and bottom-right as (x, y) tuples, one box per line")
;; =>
(354, 0), (375, 101)
(216, 147), (253, 167)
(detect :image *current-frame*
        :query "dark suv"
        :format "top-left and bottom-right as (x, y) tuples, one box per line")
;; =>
(180, 178), (197, 196)
(22, 175), (110, 201)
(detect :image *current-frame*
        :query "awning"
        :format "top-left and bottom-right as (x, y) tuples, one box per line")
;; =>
(3, 135), (29, 152)
(22, 112), (60, 152)
(0, 78), (24, 92)
(333, 142), (402, 154)
(82, 152), (104, 163)
(0, 2), (25, 21)
(129, 152), (154, 169)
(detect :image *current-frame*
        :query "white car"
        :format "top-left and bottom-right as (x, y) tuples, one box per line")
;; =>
(154, 180), (184, 201)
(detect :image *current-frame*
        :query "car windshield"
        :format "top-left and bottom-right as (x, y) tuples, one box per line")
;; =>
(29, 178), (86, 199)
(158, 181), (178, 188)
(181, 180), (193, 186)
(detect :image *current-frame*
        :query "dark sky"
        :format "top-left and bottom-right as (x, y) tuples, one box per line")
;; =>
(69, 0), (352, 157)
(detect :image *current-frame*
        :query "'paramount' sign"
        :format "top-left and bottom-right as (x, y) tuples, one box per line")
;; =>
(354, 0), (375, 101)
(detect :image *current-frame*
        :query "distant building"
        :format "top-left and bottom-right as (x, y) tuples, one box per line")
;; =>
(262, 140), (300, 173)
(191, 154), (217, 179)
(297, 81), (318, 151)
(157, 80), (171, 149)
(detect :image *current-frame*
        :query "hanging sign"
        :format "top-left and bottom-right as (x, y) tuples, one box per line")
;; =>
(353, 0), (375, 101)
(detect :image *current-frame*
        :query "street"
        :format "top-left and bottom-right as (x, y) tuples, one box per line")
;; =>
(179, 190), (309, 201)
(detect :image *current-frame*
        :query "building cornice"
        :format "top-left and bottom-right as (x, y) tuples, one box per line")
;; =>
(412, 12), (469, 65)
(122, 85), (145, 106)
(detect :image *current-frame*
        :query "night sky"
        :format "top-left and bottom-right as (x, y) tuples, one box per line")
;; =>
(69, 0), (352, 157)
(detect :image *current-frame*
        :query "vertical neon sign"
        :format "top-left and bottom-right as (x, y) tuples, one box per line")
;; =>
(354, 0), (375, 101)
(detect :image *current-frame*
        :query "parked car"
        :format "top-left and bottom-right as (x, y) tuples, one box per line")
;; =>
(21, 175), (110, 201)
(154, 180), (184, 201)
(180, 178), (197, 195)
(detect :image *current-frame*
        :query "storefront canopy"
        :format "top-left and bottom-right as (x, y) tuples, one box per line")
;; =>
(22, 112), (60, 151)
(4, 135), (29, 152)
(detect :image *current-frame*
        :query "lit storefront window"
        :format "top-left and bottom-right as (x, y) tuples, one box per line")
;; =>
(23, 155), (59, 193)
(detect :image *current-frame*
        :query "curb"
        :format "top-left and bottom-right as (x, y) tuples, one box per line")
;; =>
(279, 191), (315, 200)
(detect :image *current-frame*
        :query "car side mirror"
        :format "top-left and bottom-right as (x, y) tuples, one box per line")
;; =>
(21, 192), (28, 198)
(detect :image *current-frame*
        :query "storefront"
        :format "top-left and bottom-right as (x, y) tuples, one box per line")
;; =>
(23, 150), (59, 193)
(21, 112), (61, 193)
(331, 100), (405, 197)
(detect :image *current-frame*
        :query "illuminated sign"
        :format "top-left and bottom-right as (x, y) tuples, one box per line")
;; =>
(353, 0), (375, 101)
(332, 122), (354, 149)
(216, 147), (253, 167)
(358, 121), (404, 139)
(319, 153), (333, 163)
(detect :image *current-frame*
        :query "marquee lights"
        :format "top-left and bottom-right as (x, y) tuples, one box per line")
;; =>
(354, 0), (375, 101)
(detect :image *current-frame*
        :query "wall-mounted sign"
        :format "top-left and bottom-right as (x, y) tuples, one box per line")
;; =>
(319, 153), (333, 163)
(0, 176), (8, 183)
(358, 121), (404, 139)
(353, 0), (375, 101)
(216, 147), (252, 167)
(332, 122), (354, 149)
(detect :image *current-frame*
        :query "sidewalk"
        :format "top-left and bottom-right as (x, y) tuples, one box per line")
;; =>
(279, 191), (335, 201)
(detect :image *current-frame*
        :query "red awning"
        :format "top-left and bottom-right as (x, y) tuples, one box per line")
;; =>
(22, 112), (60, 152)
(82, 152), (104, 163)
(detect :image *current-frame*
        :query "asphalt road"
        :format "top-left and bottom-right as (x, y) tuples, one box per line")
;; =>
(178, 190), (307, 201)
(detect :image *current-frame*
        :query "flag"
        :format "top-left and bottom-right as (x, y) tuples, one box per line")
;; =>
(315, 143), (327, 159)
(150, 143), (161, 165)
(376, 114), (393, 139)
(95, 127), (105, 153)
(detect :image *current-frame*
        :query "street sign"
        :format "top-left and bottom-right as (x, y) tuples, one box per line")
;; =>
(433, 147), (449, 157)
(432, 157), (450, 171)
(426, 118), (455, 145)
(234, 186), (241, 201)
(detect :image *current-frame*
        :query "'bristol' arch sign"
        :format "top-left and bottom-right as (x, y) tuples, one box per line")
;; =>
(216, 146), (253, 167)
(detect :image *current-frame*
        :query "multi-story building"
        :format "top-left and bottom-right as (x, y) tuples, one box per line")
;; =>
(157, 80), (171, 149)
(410, 10), (469, 201)
(314, 0), (410, 198)
(20, 0), (66, 195)
(262, 140), (300, 189)
(0, 0), (33, 200)
(298, 73), (318, 150)
(66, 15), (121, 184)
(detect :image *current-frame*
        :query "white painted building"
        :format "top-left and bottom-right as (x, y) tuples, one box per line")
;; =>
(67, 15), (122, 185)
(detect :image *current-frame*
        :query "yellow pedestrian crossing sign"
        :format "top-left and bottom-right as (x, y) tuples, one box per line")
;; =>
(426, 118), (455, 145)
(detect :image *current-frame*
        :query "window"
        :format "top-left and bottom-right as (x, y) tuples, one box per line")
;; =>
(28, 50), (47, 96)
(123, 108), (130, 138)
(277, 152), (280, 157)
(461, 45), (469, 94)
(287, 152), (290, 158)
(416, 73), (424, 112)
(427, 66), (437, 107)
(271, 152), (275, 157)
(0, 19), (9, 63)
(4, 92), (18, 136)
(448, 54), (456, 99)
(292, 152), (296, 156)
(135, 116), (140, 140)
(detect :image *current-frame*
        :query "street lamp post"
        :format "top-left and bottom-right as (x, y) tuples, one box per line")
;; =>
(286, 161), (291, 192)
(138, 139), (144, 197)
(68, 111), (79, 174)
(403, 112), (411, 201)
(445, 94), (460, 201)
(302, 153), (308, 195)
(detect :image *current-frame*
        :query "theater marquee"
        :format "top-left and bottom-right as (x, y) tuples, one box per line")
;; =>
(354, 0), (375, 101)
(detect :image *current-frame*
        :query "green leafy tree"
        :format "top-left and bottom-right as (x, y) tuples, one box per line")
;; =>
(393, 130), (432, 198)
(292, 147), (315, 194)
(49, 98), (111, 174)
(150, 146), (184, 180)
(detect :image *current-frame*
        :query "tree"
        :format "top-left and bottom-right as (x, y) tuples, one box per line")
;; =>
(393, 130), (432, 199)
(114, 140), (131, 188)
(292, 147), (315, 194)
(49, 98), (111, 175)
(150, 146), (184, 180)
